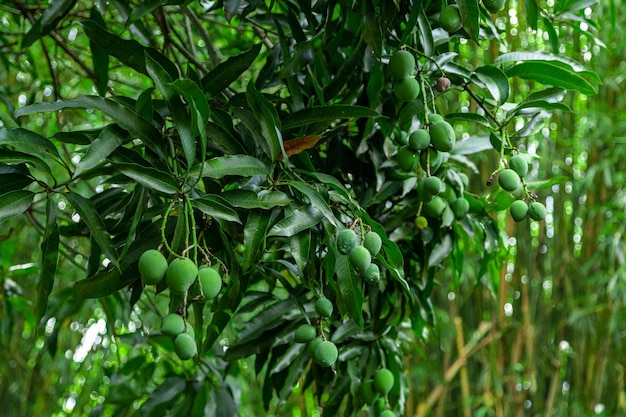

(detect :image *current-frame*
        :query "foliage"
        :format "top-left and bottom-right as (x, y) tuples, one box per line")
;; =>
(0, 1), (615, 416)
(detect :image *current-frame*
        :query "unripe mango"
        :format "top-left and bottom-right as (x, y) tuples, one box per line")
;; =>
(138, 249), (168, 285)
(388, 50), (415, 80)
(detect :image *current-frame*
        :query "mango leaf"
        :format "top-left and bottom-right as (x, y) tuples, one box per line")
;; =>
(112, 162), (179, 194)
(206, 121), (245, 155)
(525, 0), (539, 30)
(445, 112), (491, 127)
(363, 9), (383, 57)
(201, 43), (262, 96)
(189, 155), (269, 179)
(191, 195), (241, 224)
(80, 20), (178, 79)
(22, 0), (77, 47)
(246, 80), (284, 161)
(506, 62), (597, 95)
(14, 96), (165, 159)
(0, 128), (60, 158)
(89, 7), (109, 96)
(457, 0), (480, 42)
(139, 376), (186, 417)
(0, 190), (35, 223)
(235, 299), (295, 345)
(473, 65), (509, 105)
(169, 78), (209, 161)
(242, 210), (274, 272)
(74, 124), (127, 177)
(268, 205), (323, 237)
(335, 247), (364, 329)
(287, 181), (338, 227)
(220, 189), (292, 210)
(72, 267), (135, 299)
(64, 192), (119, 268)
(145, 50), (196, 166)
(281, 105), (380, 131)
(510, 99), (573, 116)
(35, 199), (59, 329)
(0, 150), (54, 185)
(416, 5), (435, 56)
(277, 135), (324, 161)
(494, 51), (587, 72)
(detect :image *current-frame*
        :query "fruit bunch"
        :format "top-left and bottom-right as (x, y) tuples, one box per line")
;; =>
(294, 297), (337, 367)
(138, 249), (223, 360)
(496, 154), (547, 222)
(388, 50), (420, 102)
(362, 368), (397, 416)
(337, 227), (383, 284)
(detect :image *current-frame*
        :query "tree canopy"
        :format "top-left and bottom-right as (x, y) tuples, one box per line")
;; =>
(1, 1), (621, 417)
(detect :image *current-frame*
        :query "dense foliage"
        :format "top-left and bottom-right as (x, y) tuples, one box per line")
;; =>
(1, 1), (618, 416)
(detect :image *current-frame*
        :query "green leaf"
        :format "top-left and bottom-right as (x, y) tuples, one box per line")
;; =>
(191, 195), (241, 224)
(189, 155), (269, 179)
(64, 192), (119, 268)
(494, 51), (587, 72)
(14, 96), (166, 159)
(139, 376), (186, 417)
(169, 78), (209, 161)
(112, 161), (179, 194)
(89, 7), (109, 96)
(246, 80), (283, 161)
(145, 50), (196, 166)
(235, 299), (295, 345)
(525, 0), (539, 30)
(457, 0), (480, 42)
(0, 150), (54, 184)
(72, 267), (134, 299)
(506, 62), (597, 95)
(0, 128), (60, 158)
(445, 112), (491, 127)
(290, 230), (311, 275)
(74, 124), (127, 177)
(80, 20), (178, 78)
(242, 210), (275, 272)
(268, 205), (323, 237)
(363, 10), (383, 57)
(201, 43), (262, 96)
(335, 248), (364, 329)
(35, 199), (59, 328)
(220, 189), (292, 210)
(510, 99), (573, 115)
(282, 105), (380, 132)
(416, 6), (435, 56)
(542, 16), (559, 53)
(0, 190), (35, 223)
(287, 181), (338, 227)
(473, 65), (509, 104)
(22, 0), (77, 48)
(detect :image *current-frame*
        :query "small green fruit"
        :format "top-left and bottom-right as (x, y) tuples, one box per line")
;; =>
(498, 169), (522, 192)
(138, 249), (168, 285)
(408, 129), (430, 151)
(315, 298), (333, 318)
(337, 228), (358, 255)
(429, 114), (444, 123)
(528, 201), (547, 221)
(380, 411), (396, 417)
(423, 196), (446, 218)
(397, 146), (418, 172)
(451, 197), (470, 220)
(440, 6), (462, 33)
(295, 324), (317, 343)
(198, 267), (222, 299)
(174, 333), (197, 360)
(363, 263), (380, 284)
(235, 243), (246, 253)
(308, 337), (323, 355)
(441, 184), (457, 203)
(313, 340), (338, 367)
(161, 313), (185, 337)
(510, 200), (528, 222)
(509, 154), (529, 178)
(373, 368), (394, 395)
(349, 246), (372, 274)
(483, 0), (506, 13)
(423, 176), (443, 197)
(429, 121), (456, 152)
(166, 257), (198, 294)
(393, 77), (420, 101)
(388, 50), (415, 80)
(363, 231), (382, 257)
(414, 215), (428, 229)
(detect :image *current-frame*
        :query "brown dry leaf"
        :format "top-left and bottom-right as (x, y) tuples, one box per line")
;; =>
(277, 135), (324, 161)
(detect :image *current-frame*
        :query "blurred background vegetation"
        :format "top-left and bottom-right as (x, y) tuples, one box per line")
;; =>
(0, 1), (624, 417)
